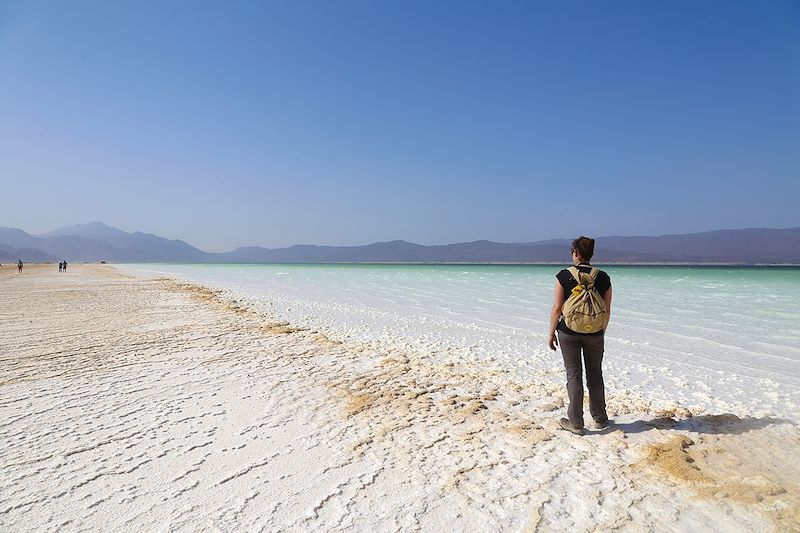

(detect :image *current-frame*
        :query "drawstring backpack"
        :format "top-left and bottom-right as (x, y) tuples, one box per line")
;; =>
(561, 267), (607, 333)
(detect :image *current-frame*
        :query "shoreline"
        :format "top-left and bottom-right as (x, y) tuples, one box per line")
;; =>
(121, 261), (800, 424)
(1, 264), (798, 531)
(34, 261), (800, 267)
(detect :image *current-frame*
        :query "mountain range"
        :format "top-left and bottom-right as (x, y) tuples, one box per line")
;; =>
(1, 222), (799, 265)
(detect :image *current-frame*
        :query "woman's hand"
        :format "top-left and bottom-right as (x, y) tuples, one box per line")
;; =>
(548, 332), (559, 351)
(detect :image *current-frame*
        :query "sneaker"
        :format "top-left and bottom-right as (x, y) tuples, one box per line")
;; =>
(592, 418), (609, 430)
(558, 418), (585, 436)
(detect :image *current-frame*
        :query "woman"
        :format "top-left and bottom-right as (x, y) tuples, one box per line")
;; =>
(547, 236), (613, 435)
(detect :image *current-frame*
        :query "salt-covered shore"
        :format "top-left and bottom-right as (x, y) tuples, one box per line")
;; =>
(1, 264), (798, 531)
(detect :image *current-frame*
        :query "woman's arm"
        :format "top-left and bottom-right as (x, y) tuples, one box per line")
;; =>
(548, 281), (564, 350)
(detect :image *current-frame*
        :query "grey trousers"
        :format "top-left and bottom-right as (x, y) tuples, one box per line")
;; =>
(557, 331), (607, 428)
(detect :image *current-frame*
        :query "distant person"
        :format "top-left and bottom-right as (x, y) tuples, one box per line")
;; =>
(547, 236), (613, 435)
(18, 260), (23, 273)
(63, 261), (67, 272)
(59, 261), (63, 272)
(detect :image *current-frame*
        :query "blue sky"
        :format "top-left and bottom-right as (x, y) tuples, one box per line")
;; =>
(1, 1), (798, 251)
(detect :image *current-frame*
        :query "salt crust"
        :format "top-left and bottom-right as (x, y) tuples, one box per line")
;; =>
(1, 265), (798, 531)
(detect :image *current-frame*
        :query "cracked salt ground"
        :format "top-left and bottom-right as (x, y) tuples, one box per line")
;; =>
(1, 265), (799, 532)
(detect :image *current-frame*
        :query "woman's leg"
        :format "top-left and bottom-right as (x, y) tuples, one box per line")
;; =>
(583, 334), (607, 423)
(558, 331), (585, 428)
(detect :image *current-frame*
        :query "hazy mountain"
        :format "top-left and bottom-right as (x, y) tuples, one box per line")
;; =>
(0, 243), (58, 263)
(39, 221), (130, 241)
(39, 222), (206, 260)
(111, 232), (208, 262)
(0, 227), (40, 250)
(36, 235), (123, 262)
(0, 226), (119, 261)
(0, 223), (207, 262)
(210, 240), (432, 263)
(592, 228), (800, 264)
(1, 223), (798, 264)
(210, 241), (675, 264)
(212, 228), (800, 264)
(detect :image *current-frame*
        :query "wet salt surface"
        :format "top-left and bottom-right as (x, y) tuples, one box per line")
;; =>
(122, 264), (800, 421)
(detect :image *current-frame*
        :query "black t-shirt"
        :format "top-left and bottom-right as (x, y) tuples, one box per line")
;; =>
(556, 263), (611, 336)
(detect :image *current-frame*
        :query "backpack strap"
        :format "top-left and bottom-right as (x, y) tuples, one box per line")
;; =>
(568, 266), (598, 288)
(567, 266), (582, 285)
(587, 267), (598, 288)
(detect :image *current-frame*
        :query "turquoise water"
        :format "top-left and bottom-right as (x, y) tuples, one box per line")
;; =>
(123, 263), (800, 420)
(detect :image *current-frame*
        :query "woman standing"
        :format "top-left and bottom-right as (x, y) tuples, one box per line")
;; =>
(547, 236), (613, 435)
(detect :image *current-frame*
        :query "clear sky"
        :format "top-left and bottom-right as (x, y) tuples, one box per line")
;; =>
(1, 1), (798, 251)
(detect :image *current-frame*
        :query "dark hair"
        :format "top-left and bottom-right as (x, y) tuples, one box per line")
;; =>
(572, 236), (595, 262)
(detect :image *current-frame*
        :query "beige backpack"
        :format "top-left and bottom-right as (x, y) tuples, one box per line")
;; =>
(561, 266), (607, 333)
